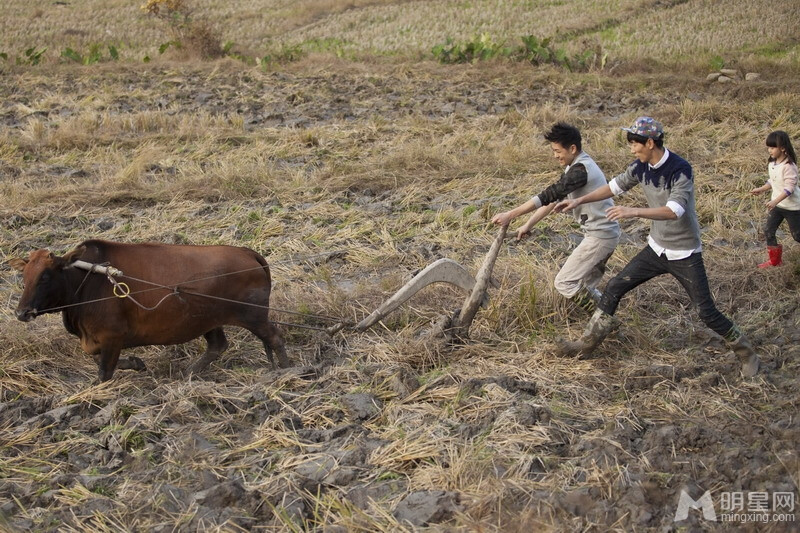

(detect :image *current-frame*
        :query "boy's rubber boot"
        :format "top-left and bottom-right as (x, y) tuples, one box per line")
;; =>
(556, 308), (619, 358)
(586, 286), (602, 303)
(758, 245), (783, 268)
(571, 287), (602, 314)
(724, 328), (760, 378)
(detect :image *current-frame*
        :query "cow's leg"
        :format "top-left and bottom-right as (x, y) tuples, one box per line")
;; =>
(185, 327), (228, 376)
(261, 321), (290, 369)
(98, 343), (123, 382)
(240, 308), (290, 369)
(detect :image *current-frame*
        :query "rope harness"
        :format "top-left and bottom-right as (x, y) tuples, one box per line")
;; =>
(47, 259), (350, 334)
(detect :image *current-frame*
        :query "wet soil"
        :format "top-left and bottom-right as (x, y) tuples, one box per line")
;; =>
(1, 61), (799, 531)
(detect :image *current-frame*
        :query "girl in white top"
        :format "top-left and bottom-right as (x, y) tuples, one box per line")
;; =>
(750, 130), (800, 268)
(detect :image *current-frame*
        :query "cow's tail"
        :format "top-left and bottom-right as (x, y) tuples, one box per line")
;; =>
(250, 250), (272, 287)
(249, 249), (290, 368)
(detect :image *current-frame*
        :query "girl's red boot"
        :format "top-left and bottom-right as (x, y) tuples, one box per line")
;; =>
(758, 245), (783, 268)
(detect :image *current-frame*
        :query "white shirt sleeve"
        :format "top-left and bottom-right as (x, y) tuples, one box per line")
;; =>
(666, 200), (685, 218)
(609, 178), (625, 196)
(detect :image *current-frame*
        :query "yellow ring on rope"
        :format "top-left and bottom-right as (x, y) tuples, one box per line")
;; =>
(113, 282), (131, 298)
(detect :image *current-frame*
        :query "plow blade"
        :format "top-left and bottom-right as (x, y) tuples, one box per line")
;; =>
(354, 258), (487, 332)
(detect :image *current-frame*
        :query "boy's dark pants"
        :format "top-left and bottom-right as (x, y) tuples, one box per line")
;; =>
(764, 206), (800, 246)
(598, 246), (734, 337)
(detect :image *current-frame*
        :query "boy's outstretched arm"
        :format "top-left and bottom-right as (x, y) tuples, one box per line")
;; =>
(494, 164), (589, 226)
(492, 198), (539, 227)
(554, 184), (613, 213)
(516, 204), (556, 240)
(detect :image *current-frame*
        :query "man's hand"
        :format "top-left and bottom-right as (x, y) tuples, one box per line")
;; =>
(554, 199), (579, 213)
(492, 211), (515, 226)
(516, 225), (532, 241)
(605, 206), (638, 221)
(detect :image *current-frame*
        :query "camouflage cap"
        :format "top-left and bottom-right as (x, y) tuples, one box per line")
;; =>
(621, 116), (664, 139)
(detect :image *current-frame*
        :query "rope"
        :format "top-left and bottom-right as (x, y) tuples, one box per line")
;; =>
(117, 288), (179, 312)
(34, 264), (350, 331)
(117, 273), (345, 323)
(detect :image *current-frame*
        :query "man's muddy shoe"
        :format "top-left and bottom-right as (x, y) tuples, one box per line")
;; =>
(730, 334), (759, 378)
(724, 326), (760, 378)
(556, 309), (619, 358)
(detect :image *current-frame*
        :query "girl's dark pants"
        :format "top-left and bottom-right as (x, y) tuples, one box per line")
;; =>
(764, 206), (800, 246)
(598, 246), (734, 337)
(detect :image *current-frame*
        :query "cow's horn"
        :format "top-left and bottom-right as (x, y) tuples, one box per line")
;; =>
(63, 244), (87, 266)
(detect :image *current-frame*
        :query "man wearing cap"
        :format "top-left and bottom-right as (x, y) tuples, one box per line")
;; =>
(554, 117), (760, 377)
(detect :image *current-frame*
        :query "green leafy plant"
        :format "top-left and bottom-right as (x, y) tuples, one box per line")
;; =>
(519, 35), (553, 64)
(85, 43), (103, 64)
(158, 40), (180, 54)
(518, 34), (596, 70)
(259, 44), (305, 69)
(220, 41), (256, 64)
(432, 33), (512, 63)
(61, 44), (121, 65)
(433, 33), (599, 71)
(61, 47), (82, 63)
(301, 37), (351, 58)
(18, 47), (47, 65)
(710, 55), (725, 70)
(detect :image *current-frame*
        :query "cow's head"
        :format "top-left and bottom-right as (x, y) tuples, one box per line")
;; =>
(9, 246), (85, 322)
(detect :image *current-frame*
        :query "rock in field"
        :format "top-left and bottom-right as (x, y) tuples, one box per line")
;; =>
(393, 490), (462, 527)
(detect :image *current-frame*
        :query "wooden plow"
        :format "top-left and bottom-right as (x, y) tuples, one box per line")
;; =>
(353, 225), (507, 342)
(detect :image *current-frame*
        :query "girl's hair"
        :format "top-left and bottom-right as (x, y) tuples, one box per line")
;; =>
(766, 130), (797, 164)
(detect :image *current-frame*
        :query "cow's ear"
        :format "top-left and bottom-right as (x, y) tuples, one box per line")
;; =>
(8, 258), (28, 272)
(62, 245), (86, 267)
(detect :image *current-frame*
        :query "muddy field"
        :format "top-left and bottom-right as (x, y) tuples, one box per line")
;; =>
(1, 59), (799, 532)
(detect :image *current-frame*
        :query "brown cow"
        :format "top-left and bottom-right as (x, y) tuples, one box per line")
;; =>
(10, 239), (289, 381)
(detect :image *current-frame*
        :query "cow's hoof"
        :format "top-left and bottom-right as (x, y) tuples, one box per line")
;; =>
(129, 356), (147, 372)
(118, 356), (148, 372)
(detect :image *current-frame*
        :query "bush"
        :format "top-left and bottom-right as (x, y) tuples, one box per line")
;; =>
(141, 0), (223, 59)
(433, 33), (601, 71)
(432, 33), (512, 64)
